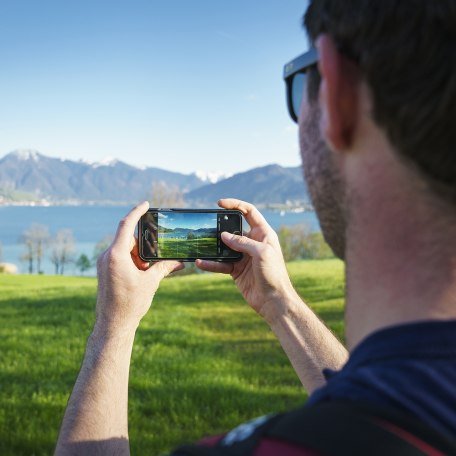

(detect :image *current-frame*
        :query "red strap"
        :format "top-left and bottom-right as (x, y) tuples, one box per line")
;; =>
(376, 420), (447, 456)
(253, 438), (322, 456)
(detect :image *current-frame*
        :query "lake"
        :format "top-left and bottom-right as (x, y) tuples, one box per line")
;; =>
(0, 205), (321, 275)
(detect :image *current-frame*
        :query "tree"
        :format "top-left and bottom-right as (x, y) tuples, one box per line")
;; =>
(278, 224), (312, 261)
(277, 224), (334, 261)
(34, 225), (50, 274)
(187, 231), (195, 240)
(76, 254), (92, 275)
(20, 223), (50, 274)
(50, 229), (76, 275)
(21, 236), (34, 274)
(92, 235), (114, 263)
(306, 232), (334, 259)
(148, 181), (185, 207)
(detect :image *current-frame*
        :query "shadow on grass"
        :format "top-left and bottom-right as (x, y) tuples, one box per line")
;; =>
(0, 400), (64, 456)
(128, 382), (305, 454)
(0, 264), (344, 455)
(0, 294), (95, 328)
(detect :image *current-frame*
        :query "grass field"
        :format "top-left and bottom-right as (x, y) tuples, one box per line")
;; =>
(158, 237), (217, 258)
(0, 259), (345, 455)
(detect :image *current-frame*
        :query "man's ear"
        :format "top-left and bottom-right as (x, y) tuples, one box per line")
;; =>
(317, 34), (360, 151)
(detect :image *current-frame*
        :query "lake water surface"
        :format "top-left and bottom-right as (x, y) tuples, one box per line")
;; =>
(0, 205), (321, 274)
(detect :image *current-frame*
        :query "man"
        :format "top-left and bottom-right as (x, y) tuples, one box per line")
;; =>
(55, 1), (456, 454)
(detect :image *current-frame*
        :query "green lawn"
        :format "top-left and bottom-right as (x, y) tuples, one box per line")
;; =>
(158, 237), (217, 258)
(0, 259), (345, 455)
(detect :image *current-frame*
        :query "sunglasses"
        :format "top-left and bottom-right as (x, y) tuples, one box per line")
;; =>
(283, 47), (319, 123)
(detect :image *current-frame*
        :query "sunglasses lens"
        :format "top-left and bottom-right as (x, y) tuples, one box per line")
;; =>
(291, 72), (307, 121)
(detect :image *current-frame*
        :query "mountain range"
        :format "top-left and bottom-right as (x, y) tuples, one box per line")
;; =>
(0, 150), (310, 207)
(158, 227), (218, 237)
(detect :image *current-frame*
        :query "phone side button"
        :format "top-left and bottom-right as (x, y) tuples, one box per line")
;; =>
(233, 231), (241, 236)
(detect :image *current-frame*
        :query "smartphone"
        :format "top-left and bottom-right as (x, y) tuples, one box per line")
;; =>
(138, 209), (243, 262)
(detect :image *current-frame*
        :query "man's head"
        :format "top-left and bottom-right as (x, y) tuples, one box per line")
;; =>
(294, 0), (456, 259)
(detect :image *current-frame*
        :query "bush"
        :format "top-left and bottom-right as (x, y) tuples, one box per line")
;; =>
(277, 224), (334, 261)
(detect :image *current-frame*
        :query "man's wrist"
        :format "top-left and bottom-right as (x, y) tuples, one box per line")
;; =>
(91, 319), (138, 347)
(94, 293), (142, 339)
(262, 287), (304, 327)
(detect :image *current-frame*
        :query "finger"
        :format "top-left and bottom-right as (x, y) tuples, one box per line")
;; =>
(131, 238), (150, 270)
(195, 259), (234, 274)
(130, 235), (136, 253)
(133, 257), (151, 270)
(147, 260), (185, 279)
(113, 201), (149, 251)
(221, 231), (264, 257)
(218, 198), (269, 229)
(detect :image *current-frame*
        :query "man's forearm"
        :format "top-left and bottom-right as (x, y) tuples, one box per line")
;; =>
(55, 323), (136, 456)
(267, 289), (348, 394)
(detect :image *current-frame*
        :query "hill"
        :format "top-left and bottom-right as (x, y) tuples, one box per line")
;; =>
(0, 150), (204, 203)
(186, 164), (309, 206)
(0, 150), (310, 206)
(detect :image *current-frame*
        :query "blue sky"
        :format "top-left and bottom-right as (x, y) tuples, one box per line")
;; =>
(158, 212), (217, 230)
(0, 0), (310, 174)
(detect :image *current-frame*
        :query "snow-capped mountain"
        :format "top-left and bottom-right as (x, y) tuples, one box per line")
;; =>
(0, 150), (204, 202)
(193, 170), (233, 184)
(0, 150), (309, 205)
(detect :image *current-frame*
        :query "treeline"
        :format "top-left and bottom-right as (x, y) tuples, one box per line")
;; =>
(14, 182), (185, 276)
(19, 224), (113, 275)
(12, 218), (332, 276)
(277, 224), (334, 261)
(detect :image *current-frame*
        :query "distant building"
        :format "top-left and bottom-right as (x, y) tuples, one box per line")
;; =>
(0, 263), (18, 274)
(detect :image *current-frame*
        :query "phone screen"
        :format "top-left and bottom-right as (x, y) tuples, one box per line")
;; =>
(139, 209), (243, 261)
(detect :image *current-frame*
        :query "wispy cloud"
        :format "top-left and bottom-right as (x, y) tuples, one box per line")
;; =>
(245, 93), (259, 102)
(216, 30), (243, 44)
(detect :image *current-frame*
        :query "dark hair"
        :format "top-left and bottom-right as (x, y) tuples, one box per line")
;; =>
(304, 0), (456, 204)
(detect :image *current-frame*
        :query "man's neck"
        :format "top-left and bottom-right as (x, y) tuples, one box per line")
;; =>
(343, 149), (456, 351)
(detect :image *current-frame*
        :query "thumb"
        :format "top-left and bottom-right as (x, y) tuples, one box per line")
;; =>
(147, 261), (185, 280)
(221, 232), (263, 257)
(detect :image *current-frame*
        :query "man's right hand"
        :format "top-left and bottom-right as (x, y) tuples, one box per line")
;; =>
(196, 198), (297, 325)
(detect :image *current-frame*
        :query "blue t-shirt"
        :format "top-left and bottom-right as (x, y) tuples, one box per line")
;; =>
(307, 320), (456, 438)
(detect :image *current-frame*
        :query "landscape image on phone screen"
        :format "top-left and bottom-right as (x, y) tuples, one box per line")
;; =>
(157, 212), (218, 258)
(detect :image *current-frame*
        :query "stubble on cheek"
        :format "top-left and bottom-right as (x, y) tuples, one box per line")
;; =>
(299, 104), (347, 260)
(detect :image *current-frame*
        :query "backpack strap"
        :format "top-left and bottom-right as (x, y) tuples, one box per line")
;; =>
(267, 400), (455, 456)
(173, 414), (284, 456)
(172, 400), (456, 456)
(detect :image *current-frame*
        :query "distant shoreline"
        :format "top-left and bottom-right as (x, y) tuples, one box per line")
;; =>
(0, 200), (314, 212)
(0, 206), (320, 275)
